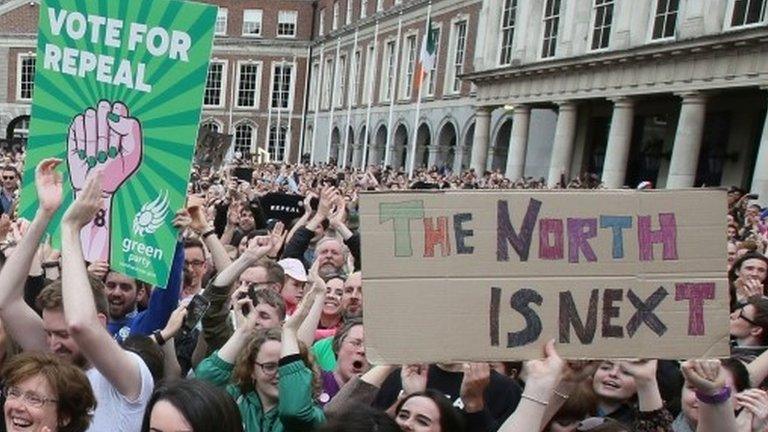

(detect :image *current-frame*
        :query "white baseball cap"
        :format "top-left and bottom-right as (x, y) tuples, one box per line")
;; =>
(277, 258), (308, 282)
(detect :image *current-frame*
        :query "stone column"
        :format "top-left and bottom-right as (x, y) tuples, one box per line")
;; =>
(547, 101), (578, 187)
(601, 97), (635, 188)
(667, 92), (707, 188)
(470, 107), (492, 173)
(505, 105), (531, 180)
(427, 145), (441, 168)
(752, 104), (768, 206)
(352, 144), (362, 168)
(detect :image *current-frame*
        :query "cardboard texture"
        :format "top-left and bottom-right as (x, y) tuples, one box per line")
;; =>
(359, 189), (730, 362)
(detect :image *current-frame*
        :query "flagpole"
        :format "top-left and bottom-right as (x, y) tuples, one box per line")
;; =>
(408, 3), (432, 179)
(342, 28), (359, 169)
(362, 21), (379, 169)
(275, 59), (284, 162)
(264, 61), (274, 161)
(384, 12), (403, 168)
(286, 54), (297, 163)
(297, 47), (310, 163)
(310, 44), (325, 166)
(326, 38), (342, 164)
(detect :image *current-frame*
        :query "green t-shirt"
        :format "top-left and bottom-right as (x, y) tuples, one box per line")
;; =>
(312, 337), (337, 371)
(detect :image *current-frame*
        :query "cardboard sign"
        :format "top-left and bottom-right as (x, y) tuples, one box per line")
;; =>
(259, 193), (306, 222)
(19, 0), (217, 287)
(359, 190), (730, 362)
(195, 127), (232, 168)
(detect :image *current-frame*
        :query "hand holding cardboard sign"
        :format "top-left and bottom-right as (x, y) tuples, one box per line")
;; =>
(460, 363), (491, 413)
(401, 364), (428, 396)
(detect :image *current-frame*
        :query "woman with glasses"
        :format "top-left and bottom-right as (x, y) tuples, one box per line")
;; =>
(2, 352), (95, 432)
(196, 286), (325, 432)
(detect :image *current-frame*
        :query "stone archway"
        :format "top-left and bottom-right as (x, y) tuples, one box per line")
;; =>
(493, 118), (513, 173)
(393, 123), (408, 170)
(437, 122), (458, 171)
(330, 127), (341, 165)
(415, 123), (431, 169)
(374, 125), (388, 165)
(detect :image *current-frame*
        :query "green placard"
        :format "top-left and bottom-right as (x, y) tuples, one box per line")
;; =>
(20, 0), (217, 287)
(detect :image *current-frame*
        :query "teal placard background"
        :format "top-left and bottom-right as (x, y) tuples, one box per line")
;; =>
(20, 0), (217, 287)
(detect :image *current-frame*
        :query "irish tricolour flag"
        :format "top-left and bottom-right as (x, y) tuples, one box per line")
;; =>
(414, 19), (437, 94)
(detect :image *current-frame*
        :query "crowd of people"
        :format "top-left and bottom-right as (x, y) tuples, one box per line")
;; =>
(0, 145), (767, 432)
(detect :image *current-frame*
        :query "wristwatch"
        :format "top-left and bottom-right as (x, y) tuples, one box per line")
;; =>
(695, 385), (731, 404)
(152, 329), (166, 346)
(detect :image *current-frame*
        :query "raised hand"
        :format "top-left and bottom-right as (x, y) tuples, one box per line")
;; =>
(460, 363), (491, 412)
(401, 364), (428, 396)
(681, 359), (727, 395)
(619, 359), (658, 385)
(268, 221), (286, 257)
(87, 260), (110, 280)
(523, 339), (565, 390)
(736, 389), (768, 432)
(67, 100), (142, 194)
(62, 171), (103, 230)
(243, 235), (273, 262)
(35, 158), (64, 216)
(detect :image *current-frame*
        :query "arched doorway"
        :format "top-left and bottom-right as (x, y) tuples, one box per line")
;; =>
(343, 126), (355, 166)
(374, 125), (387, 165)
(358, 126), (368, 167)
(462, 123), (475, 173)
(330, 127), (341, 165)
(437, 122), (457, 171)
(415, 123), (431, 169)
(393, 124), (408, 170)
(493, 118), (513, 173)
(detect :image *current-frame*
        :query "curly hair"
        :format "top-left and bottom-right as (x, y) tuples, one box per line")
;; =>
(2, 352), (96, 432)
(231, 328), (322, 398)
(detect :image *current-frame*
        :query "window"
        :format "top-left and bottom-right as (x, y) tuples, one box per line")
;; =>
(361, 0), (368, 18)
(381, 40), (396, 101)
(426, 27), (440, 96)
(376, 0), (383, 12)
(362, 44), (375, 105)
(333, 1), (340, 30)
(319, 9), (325, 36)
(590, 0), (614, 50)
(242, 9), (262, 37)
(346, 0), (352, 25)
(447, 20), (467, 94)
(269, 125), (287, 161)
(322, 58), (333, 109)
(271, 63), (293, 110)
(335, 55), (347, 108)
(201, 120), (221, 133)
(400, 34), (417, 99)
(17, 55), (35, 100)
(351, 50), (362, 106)
(651, 0), (678, 39)
(215, 8), (228, 35)
(309, 61), (320, 109)
(278, 11), (298, 37)
(499, 0), (517, 65)
(541, 0), (560, 58)
(395, 0), (402, 4)
(729, 0), (766, 27)
(234, 123), (255, 156)
(236, 62), (261, 108)
(204, 61), (226, 107)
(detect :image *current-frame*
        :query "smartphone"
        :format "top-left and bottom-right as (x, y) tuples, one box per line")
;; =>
(180, 294), (210, 336)
(746, 193), (760, 200)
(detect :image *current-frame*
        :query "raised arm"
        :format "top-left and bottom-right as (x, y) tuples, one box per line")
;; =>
(297, 260), (326, 347)
(60, 172), (143, 400)
(211, 235), (273, 289)
(0, 159), (63, 351)
(188, 199), (232, 272)
(681, 359), (738, 432)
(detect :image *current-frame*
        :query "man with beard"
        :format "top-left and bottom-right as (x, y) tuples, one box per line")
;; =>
(341, 271), (363, 318)
(282, 185), (360, 272)
(0, 160), (153, 431)
(104, 245), (181, 341)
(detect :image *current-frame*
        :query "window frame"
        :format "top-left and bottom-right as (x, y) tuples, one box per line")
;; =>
(444, 17), (468, 96)
(498, 0), (518, 66)
(361, 0), (368, 19)
(16, 53), (36, 101)
(268, 124), (288, 162)
(540, 0), (561, 59)
(270, 61), (295, 111)
(333, 1), (340, 31)
(335, 54), (347, 108)
(380, 39), (397, 102)
(215, 8), (228, 36)
(399, 32), (418, 101)
(426, 24), (441, 97)
(203, 60), (228, 108)
(587, 0), (614, 52)
(234, 60), (263, 109)
(233, 121), (257, 156)
(242, 9), (263, 37)
(724, 0), (767, 30)
(647, 0), (680, 42)
(277, 10), (298, 38)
